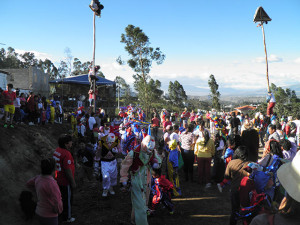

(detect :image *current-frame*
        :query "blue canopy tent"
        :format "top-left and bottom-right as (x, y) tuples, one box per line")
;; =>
(49, 74), (116, 114)
(49, 74), (115, 86)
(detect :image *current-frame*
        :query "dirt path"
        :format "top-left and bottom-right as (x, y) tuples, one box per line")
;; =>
(72, 169), (232, 225)
(72, 127), (234, 225)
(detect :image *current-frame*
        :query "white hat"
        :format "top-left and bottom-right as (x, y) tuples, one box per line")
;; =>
(141, 135), (155, 151)
(106, 133), (116, 144)
(277, 151), (300, 202)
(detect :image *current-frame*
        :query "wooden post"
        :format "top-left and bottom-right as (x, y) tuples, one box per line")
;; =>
(261, 22), (270, 92)
(92, 12), (96, 113)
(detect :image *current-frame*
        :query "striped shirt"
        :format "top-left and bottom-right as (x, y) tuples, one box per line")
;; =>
(179, 131), (194, 150)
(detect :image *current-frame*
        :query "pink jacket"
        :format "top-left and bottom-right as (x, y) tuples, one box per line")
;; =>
(26, 175), (63, 217)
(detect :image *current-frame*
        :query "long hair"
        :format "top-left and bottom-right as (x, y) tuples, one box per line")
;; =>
(269, 140), (283, 158)
(241, 129), (259, 162)
(203, 130), (210, 146)
(233, 145), (249, 162)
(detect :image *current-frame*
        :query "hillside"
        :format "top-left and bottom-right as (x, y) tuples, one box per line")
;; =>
(0, 123), (70, 225)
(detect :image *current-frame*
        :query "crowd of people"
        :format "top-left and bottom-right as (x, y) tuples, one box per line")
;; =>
(21, 101), (300, 225)
(0, 83), (65, 128)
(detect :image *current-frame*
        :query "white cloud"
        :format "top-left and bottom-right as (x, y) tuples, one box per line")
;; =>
(269, 54), (283, 62)
(254, 54), (283, 63)
(294, 57), (300, 64)
(15, 49), (55, 61)
(195, 86), (210, 89)
(97, 55), (300, 95)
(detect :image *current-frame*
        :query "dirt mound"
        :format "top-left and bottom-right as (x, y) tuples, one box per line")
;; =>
(0, 123), (70, 225)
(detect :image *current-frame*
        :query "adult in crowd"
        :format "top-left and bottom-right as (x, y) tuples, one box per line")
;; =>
(250, 151), (300, 225)
(205, 110), (210, 128)
(292, 115), (300, 147)
(266, 91), (276, 117)
(26, 158), (63, 225)
(53, 134), (76, 223)
(241, 129), (259, 162)
(230, 112), (241, 135)
(151, 113), (160, 141)
(120, 135), (160, 225)
(98, 133), (121, 197)
(2, 83), (16, 128)
(268, 124), (280, 141)
(179, 123), (195, 182)
(194, 129), (215, 188)
(225, 146), (252, 225)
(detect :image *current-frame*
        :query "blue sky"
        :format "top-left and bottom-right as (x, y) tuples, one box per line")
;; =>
(1, 0), (300, 96)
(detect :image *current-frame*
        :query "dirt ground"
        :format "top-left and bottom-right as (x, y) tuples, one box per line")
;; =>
(0, 123), (238, 225)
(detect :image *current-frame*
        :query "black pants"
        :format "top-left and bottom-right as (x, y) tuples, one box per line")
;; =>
(229, 190), (240, 225)
(181, 149), (194, 181)
(152, 127), (158, 141)
(59, 185), (73, 221)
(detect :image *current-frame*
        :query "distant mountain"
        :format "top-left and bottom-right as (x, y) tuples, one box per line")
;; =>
(160, 80), (300, 98)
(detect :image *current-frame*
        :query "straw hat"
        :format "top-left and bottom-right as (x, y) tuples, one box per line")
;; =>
(277, 151), (300, 202)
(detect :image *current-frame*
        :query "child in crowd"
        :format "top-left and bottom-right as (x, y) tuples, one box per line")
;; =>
(163, 116), (172, 133)
(217, 135), (236, 192)
(237, 170), (275, 225)
(167, 139), (182, 196)
(149, 168), (174, 215)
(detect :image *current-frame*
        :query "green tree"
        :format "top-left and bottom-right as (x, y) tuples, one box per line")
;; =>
(3, 47), (22, 68)
(20, 52), (38, 68)
(208, 74), (221, 111)
(58, 61), (68, 79)
(38, 59), (58, 80)
(168, 80), (187, 107)
(115, 76), (133, 106)
(72, 58), (82, 75)
(119, 24), (165, 114)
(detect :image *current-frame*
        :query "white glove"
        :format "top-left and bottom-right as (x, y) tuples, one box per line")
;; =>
(112, 147), (118, 153)
(152, 163), (160, 169)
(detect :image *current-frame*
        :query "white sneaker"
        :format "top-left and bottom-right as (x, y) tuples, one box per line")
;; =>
(109, 187), (115, 195)
(102, 189), (108, 197)
(217, 183), (223, 193)
(205, 183), (212, 188)
(66, 217), (75, 223)
(28, 122), (34, 126)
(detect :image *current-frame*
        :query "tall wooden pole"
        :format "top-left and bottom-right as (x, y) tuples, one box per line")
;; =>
(261, 22), (270, 92)
(92, 12), (96, 113)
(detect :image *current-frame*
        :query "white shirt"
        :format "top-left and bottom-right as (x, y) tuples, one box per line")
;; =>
(269, 93), (276, 103)
(13, 97), (21, 108)
(216, 139), (225, 151)
(293, 120), (300, 135)
(78, 124), (86, 136)
(89, 116), (96, 130)
(170, 132), (179, 142)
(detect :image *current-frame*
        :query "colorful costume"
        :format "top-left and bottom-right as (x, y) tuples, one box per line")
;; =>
(150, 175), (174, 213)
(98, 133), (120, 196)
(50, 100), (56, 124)
(167, 140), (181, 196)
(120, 136), (160, 225)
